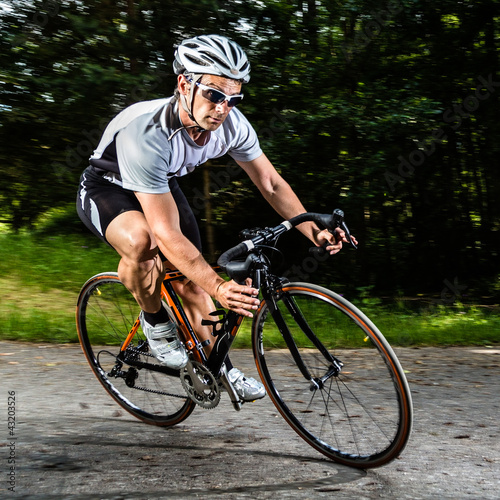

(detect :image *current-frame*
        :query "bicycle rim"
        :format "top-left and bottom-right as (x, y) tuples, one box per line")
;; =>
(76, 273), (195, 426)
(253, 282), (413, 468)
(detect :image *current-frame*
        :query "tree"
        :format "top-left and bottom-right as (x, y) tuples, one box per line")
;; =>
(1, 0), (499, 297)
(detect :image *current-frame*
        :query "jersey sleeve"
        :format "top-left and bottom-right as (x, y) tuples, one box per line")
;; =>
(225, 109), (263, 163)
(115, 116), (172, 194)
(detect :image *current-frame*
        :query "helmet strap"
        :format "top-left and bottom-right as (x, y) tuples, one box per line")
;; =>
(169, 73), (208, 141)
(180, 73), (205, 132)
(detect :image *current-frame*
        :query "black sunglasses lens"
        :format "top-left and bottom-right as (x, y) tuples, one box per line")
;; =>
(202, 88), (225, 104)
(227, 96), (243, 107)
(201, 87), (242, 107)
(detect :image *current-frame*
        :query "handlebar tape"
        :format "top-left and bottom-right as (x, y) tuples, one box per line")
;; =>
(217, 211), (352, 272)
(217, 240), (255, 269)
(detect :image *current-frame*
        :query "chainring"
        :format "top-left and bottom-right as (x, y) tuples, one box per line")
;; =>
(180, 361), (221, 409)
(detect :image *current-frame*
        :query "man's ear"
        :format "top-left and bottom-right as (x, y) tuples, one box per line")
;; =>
(178, 74), (190, 96)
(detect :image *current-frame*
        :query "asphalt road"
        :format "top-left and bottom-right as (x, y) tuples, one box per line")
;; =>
(1, 342), (499, 499)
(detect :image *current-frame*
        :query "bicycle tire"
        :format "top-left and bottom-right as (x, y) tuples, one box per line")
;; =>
(76, 272), (195, 426)
(252, 282), (412, 468)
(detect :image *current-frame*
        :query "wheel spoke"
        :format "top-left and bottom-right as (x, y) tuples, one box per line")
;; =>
(76, 273), (194, 426)
(254, 283), (412, 468)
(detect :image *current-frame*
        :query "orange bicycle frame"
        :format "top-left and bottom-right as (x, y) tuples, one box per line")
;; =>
(119, 267), (224, 365)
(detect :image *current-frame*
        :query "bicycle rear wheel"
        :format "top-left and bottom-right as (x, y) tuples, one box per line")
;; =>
(76, 272), (195, 426)
(252, 282), (412, 468)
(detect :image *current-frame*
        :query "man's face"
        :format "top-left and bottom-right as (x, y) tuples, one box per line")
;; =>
(189, 75), (243, 131)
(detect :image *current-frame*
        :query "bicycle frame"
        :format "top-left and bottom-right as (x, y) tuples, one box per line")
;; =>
(77, 210), (412, 467)
(116, 268), (244, 375)
(116, 261), (339, 400)
(116, 210), (355, 385)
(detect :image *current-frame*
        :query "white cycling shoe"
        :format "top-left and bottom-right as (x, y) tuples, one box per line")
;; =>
(228, 367), (266, 402)
(140, 311), (188, 370)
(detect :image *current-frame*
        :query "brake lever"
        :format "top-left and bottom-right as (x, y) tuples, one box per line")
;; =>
(332, 208), (357, 249)
(340, 221), (357, 249)
(309, 209), (357, 255)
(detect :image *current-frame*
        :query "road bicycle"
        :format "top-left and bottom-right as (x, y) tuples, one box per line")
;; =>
(76, 209), (413, 469)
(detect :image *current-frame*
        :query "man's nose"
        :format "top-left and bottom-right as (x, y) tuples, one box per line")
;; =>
(215, 100), (230, 113)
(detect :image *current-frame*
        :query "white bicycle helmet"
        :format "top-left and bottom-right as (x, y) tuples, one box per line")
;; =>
(173, 34), (251, 83)
(169, 34), (251, 138)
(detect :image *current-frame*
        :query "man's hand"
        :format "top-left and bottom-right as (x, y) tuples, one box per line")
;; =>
(314, 228), (358, 255)
(215, 280), (260, 318)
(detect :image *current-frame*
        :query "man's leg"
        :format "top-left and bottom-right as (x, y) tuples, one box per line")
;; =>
(105, 210), (164, 314)
(171, 277), (216, 351)
(105, 210), (214, 346)
(105, 209), (188, 369)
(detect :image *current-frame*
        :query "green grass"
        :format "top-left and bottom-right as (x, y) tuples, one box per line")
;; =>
(0, 230), (119, 343)
(0, 227), (499, 347)
(372, 305), (499, 347)
(230, 300), (500, 349)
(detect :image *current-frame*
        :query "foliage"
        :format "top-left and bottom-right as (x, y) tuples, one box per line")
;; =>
(0, 229), (498, 346)
(1, 0), (499, 299)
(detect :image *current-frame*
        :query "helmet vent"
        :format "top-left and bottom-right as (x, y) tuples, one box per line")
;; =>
(185, 54), (210, 67)
(173, 34), (251, 83)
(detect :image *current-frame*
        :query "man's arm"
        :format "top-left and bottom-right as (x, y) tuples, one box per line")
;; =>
(135, 190), (259, 316)
(237, 153), (351, 253)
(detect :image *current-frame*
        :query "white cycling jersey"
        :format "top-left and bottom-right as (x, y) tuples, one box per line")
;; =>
(89, 97), (262, 194)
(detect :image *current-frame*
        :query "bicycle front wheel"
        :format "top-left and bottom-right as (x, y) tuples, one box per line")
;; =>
(76, 272), (195, 426)
(252, 282), (412, 468)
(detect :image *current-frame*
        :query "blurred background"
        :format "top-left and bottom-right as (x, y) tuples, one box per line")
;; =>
(1, 0), (499, 343)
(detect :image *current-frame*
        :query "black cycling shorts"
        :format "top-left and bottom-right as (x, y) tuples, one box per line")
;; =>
(76, 166), (202, 252)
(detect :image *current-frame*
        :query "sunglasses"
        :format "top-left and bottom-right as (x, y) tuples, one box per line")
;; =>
(188, 78), (244, 107)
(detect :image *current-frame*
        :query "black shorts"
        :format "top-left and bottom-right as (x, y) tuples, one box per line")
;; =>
(76, 166), (202, 252)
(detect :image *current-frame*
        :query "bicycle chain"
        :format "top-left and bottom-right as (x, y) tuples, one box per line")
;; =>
(129, 383), (187, 399)
(119, 345), (188, 400)
(120, 346), (221, 407)
(124, 344), (154, 359)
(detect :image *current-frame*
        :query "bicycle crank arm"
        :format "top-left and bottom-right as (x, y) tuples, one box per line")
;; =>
(219, 364), (242, 411)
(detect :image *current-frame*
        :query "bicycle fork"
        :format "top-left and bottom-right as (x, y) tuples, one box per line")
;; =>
(264, 289), (344, 390)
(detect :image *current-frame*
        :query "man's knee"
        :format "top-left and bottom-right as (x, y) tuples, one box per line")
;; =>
(106, 211), (158, 263)
(120, 229), (159, 263)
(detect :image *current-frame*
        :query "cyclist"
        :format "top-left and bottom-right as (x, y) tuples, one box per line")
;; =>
(77, 34), (350, 402)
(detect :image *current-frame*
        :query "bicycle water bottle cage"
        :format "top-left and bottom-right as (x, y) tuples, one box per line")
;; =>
(201, 310), (227, 337)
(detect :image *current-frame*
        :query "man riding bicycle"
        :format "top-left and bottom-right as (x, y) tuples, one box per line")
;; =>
(77, 34), (350, 402)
